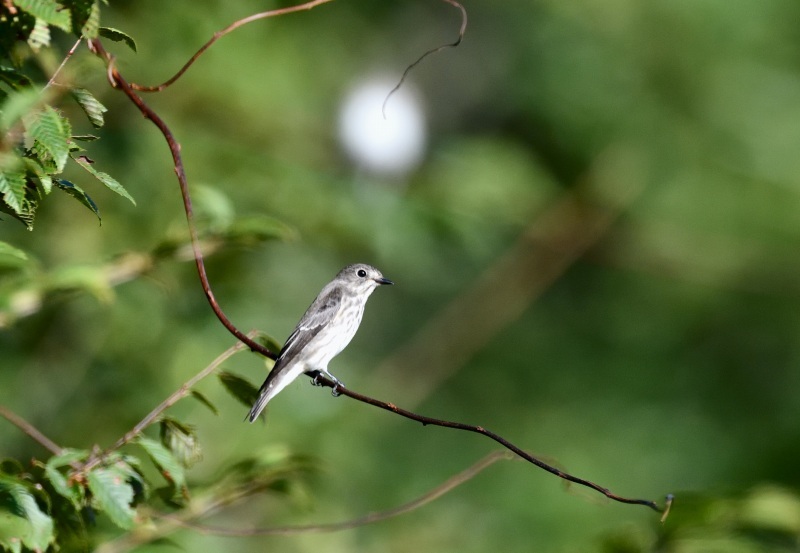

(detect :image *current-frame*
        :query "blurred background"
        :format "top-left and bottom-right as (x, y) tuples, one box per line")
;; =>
(2, 0), (800, 551)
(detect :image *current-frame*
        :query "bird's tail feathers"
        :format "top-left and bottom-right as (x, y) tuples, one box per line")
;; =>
(247, 364), (305, 423)
(247, 383), (276, 422)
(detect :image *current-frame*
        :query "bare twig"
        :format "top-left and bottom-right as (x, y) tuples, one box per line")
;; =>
(111, 337), (250, 451)
(129, 0), (335, 92)
(165, 450), (513, 536)
(0, 405), (63, 455)
(81, 335), (252, 474)
(382, 0), (467, 117)
(44, 38), (83, 91)
(95, 451), (511, 553)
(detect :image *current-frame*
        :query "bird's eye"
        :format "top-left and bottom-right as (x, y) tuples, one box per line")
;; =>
(357, 269), (367, 278)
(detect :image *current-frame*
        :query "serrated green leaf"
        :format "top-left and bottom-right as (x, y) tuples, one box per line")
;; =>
(86, 466), (135, 530)
(137, 437), (186, 490)
(72, 155), (135, 205)
(218, 371), (261, 409)
(83, 0), (100, 38)
(26, 105), (70, 172)
(70, 87), (106, 128)
(0, 475), (55, 552)
(190, 390), (219, 416)
(27, 18), (51, 51)
(12, 0), (72, 32)
(64, 0), (99, 38)
(159, 418), (202, 469)
(99, 26), (136, 52)
(54, 179), (100, 221)
(0, 198), (37, 229)
(0, 168), (28, 215)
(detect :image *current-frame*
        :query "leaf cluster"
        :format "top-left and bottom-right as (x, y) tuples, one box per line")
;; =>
(0, 370), (314, 551)
(1, 0), (136, 229)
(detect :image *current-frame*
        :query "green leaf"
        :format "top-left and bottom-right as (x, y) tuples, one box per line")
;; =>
(99, 26), (137, 52)
(86, 466), (135, 530)
(0, 460), (25, 477)
(47, 263), (113, 303)
(190, 390), (219, 415)
(46, 449), (91, 471)
(70, 87), (107, 128)
(137, 437), (186, 490)
(71, 134), (99, 142)
(0, 168), (28, 215)
(0, 475), (56, 552)
(64, 0), (99, 38)
(218, 371), (260, 409)
(0, 197), (37, 229)
(22, 157), (53, 194)
(0, 88), (42, 133)
(27, 17), (51, 51)
(159, 418), (202, 469)
(224, 215), (298, 245)
(26, 105), (71, 172)
(12, 0), (72, 32)
(0, 67), (33, 91)
(253, 331), (283, 356)
(72, 155), (135, 205)
(54, 179), (100, 221)
(0, 241), (30, 270)
(44, 448), (90, 510)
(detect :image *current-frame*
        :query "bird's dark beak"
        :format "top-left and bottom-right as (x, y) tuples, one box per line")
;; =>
(375, 277), (394, 286)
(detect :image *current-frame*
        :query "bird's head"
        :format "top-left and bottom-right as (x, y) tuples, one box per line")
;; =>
(337, 263), (393, 295)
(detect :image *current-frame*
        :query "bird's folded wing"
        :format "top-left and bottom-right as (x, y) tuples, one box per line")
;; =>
(270, 286), (343, 374)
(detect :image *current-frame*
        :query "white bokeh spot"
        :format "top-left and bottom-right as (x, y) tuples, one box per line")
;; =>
(338, 78), (427, 176)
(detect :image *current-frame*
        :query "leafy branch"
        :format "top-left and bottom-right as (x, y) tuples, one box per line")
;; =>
(0, 1), (139, 228)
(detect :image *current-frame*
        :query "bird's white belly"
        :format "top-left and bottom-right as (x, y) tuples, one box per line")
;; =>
(303, 302), (365, 370)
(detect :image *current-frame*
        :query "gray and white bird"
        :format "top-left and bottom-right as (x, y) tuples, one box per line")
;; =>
(247, 263), (393, 422)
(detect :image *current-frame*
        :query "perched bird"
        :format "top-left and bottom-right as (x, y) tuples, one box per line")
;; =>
(247, 263), (393, 421)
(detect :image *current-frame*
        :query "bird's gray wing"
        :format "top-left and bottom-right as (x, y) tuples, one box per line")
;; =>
(261, 285), (343, 385)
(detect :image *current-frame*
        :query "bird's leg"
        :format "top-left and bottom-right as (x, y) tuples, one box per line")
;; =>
(307, 370), (345, 394)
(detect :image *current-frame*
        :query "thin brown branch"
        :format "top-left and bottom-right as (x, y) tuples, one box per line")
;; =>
(164, 450), (513, 536)
(87, 38), (277, 362)
(111, 337), (250, 450)
(44, 38), (83, 90)
(96, 450), (511, 553)
(81, 335), (252, 474)
(313, 372), (671, 514)
(382, 0), (467, 117)
(0, 405), (63, 455)
(129, 0), (335, 92)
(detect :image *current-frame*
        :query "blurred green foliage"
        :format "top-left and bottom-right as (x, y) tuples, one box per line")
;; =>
(2, 0), (800, 552)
